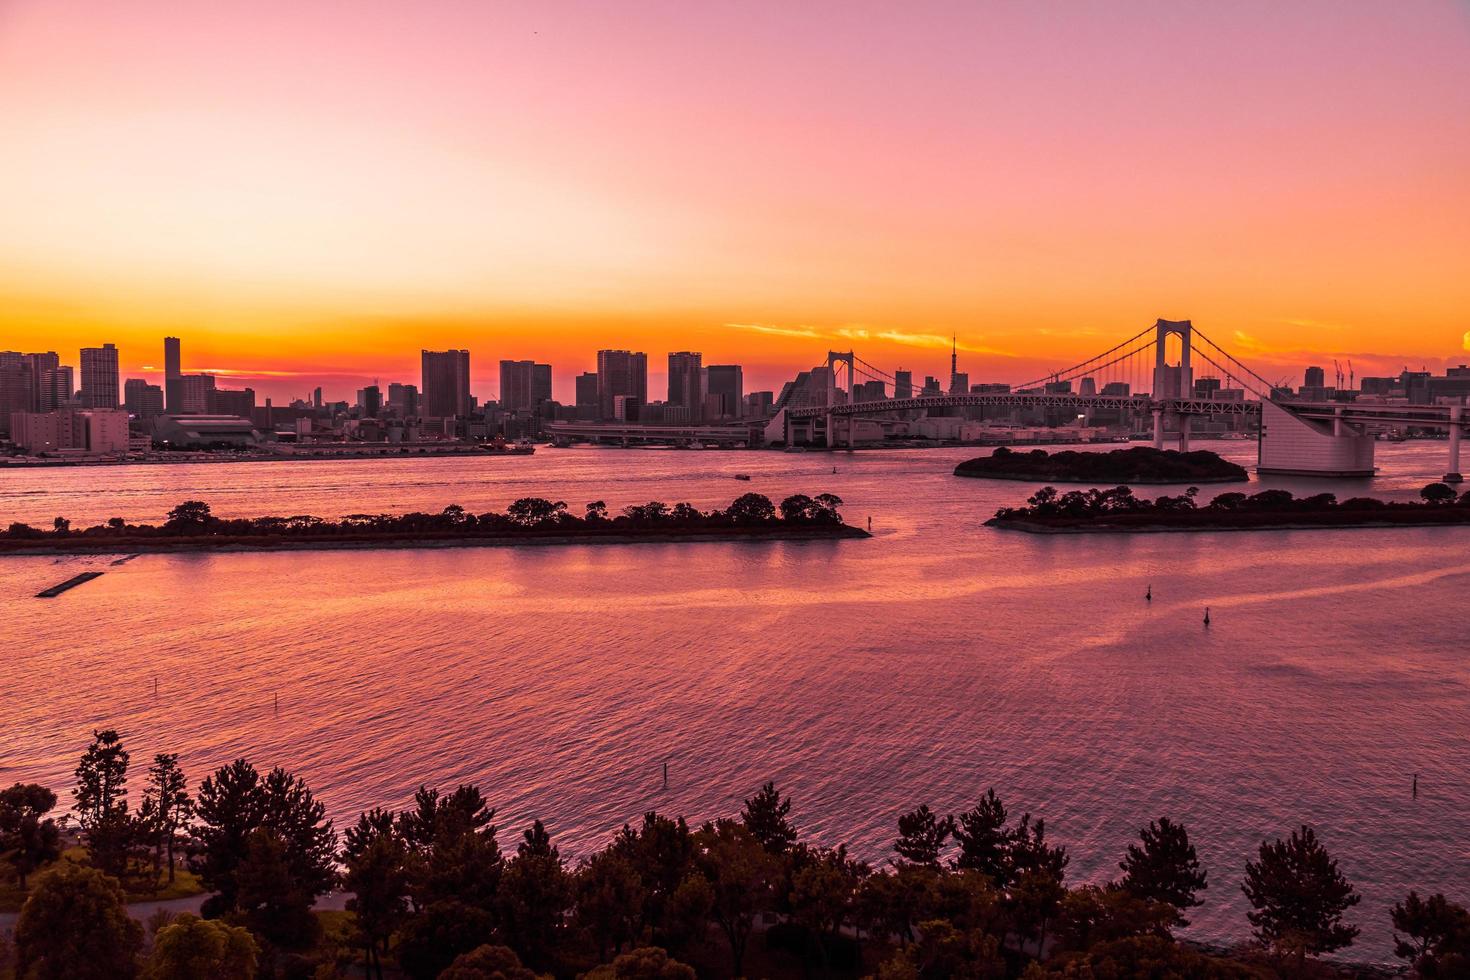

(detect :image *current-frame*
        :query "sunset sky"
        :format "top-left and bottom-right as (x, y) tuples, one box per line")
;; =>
(2, 0), (1468, 401)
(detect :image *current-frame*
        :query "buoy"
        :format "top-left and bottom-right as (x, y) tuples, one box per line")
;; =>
(1413, 773), (1418, 799)
(1145, 584), (1152, 601)
(1203, 606), (1211, 626)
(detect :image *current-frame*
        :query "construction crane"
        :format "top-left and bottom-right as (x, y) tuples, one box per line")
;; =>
(1348, 360), (1354, 391)
(1333, 359), (1344, 389)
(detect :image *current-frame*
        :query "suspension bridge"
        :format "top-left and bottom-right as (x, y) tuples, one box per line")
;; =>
(776, 318), (1467, 479)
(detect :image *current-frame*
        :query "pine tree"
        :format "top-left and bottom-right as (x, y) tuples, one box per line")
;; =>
(1390, 890), (1470, 975)
(1241, 825), (1359, 964)
(72, 730), (139, 878)
(1118, 817), (1207, 927)
(140, 754), (191, 884)
(740, 781), (797, 854)
(894, 804), (952, 867)
(952, 790), (1009, 882)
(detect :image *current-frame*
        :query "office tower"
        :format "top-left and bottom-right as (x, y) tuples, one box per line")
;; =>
(357, 385), (382, 418)
(743, 391), (774, 418)
(949, 371), (969, 395)
(421, 349), (471, 418)
(211, 387), (256, 417)
(499, 360), (550, 413)
(80, 343), (120, 408)
(164, 337), (183, 412)
(596, 350), (647, 420)
(387, 382), (418, 417)
(1304, 365), (1325, 389)
(124, 379), (165, 421)
(1079, 377), (1097, 397)
(35, 362), (73, 411)
(706, 364), (743, 418)
(667, 351), (704, 421)
(895, 369), (913, 399)
(922, 376), (942, 396)
(312, 386), (323, 409)
(575, 372), (598, 420)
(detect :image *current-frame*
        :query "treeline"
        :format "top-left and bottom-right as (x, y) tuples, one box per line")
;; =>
(1, 492), (848, 542)
(955, 447), (1249, 483)
(993, 483), (1470, 522)
(4, 732), (1469, 979)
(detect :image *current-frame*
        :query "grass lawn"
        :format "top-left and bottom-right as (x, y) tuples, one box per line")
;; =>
(0, 848), (207, 912)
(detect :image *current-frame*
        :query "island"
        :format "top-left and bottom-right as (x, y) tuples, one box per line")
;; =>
(1, 492), (869, 555)
(954, 445), (1249, 484)
(985, 482), (1470, 533)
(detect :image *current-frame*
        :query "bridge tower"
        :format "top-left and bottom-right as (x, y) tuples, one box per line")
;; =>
(1151, 319), (1195, 451)
(825, 351), (855, 447)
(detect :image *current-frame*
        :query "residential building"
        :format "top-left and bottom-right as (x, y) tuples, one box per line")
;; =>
(178, 374), (216, 414)
(421, 349), (471, 418)
(667, 352), (704, 421)
(575, 372), (598, 420)
(164, 336), (183, 413)
(124, 379), (165, 422)
(499, 360), (551, 413)
(596, 350), (647, 420)
(387, 382), (418, 417)
(706, 364), (744, 418)
(80, 343), (120, 408)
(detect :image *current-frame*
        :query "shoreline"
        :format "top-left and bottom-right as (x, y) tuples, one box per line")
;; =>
(956, 471), (1244, 484)
(986, 515), (1470, 534)
(0, 524), (870, 556)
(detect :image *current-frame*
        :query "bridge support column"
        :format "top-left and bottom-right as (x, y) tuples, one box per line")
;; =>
(1152, 409), (1164, 450)
(1178, 415), (1191, 453)
(825, 410), (834, 449)
(1447, 405), (1463, 482)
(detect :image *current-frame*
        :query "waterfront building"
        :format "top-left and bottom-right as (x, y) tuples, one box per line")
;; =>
(178, 374), (216, 414)
(706, 364), (743, 418)
(124, 379), (165, 422)
(357, 385), (382, 418)
(80, 343), (120, 408)
(387, 382), (418, 417)
(596, 350), (647, 420)
(743, 391), (774, 418)
(151, 414), (261, 448)
(667, 352), (704, 422)
(9, 408), (129, 454)
(421, 349), (471, 418)
(500, 360), (552, 413)
(164, 336), (183, 412)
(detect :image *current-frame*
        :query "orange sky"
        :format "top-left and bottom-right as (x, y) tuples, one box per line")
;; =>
(2, 0), (1468, 400)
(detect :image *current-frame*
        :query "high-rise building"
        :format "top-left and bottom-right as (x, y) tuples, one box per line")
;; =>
(499, 360), (551, 413)
(356, 385), (382, 418)
(1079, 377), (1097, 397)
(706, 364), (743, 418)
(421, 349), (471, 418)
(80, 343), (120, 408)
(164, 337), (183, 412)
(596, 350), (647, 420)
(895, 370), (913, 399)
(949, 372), (969, 395)
(178, 374), (216, 414)
(124, 379), (165, 422)
(312, 386), (324, 410)
(1304, 365), (1326, 388)
(211, 387), (256, 417)
(743, 391), (774, 418)
(387, 382), (418, 417)
(575, 372), (598, 420)
(667, 352), (704, 421)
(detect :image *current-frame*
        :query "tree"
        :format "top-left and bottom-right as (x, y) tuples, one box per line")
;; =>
(609, 812), (696, 943)
(234, 828), (319, 947)
(575, 849), (645, 962)
(1391, 891), (1470, 977)
(586, 500), (609, 522)
(52, 516), (70, 534)
(952, 790), (1009, 883)
(165, 500), (213, 532)
(1422, 482), (1458, 505)
(895, 804), (952, 866)
(73, 729), (139, 878)
(1241, 825), (1360, 964)
(724, 492), (775, 524)
(498, 821), (571, 970)
(791, 846), (861, 973)
(15, 862), (144, 980)
(1118, 817), (1207, 927)
(740, 781), (797, 854)
(507, 497), (567, 527)
(582, 945), (697, 980)
(1055, 884), (1175, 951)
(779, 494), (816, 523)
(439, 943), (539, 980)
(693, 819), (782, 976)
(139, 753), (191, 883)
(0, 783), (62, 888)
(858, 864), (934, 947)
(396, 901), (497, 980)
(143, 913), (259, 980)
(398, 783), (503, 912)
(191, 758), (263, 913)
(341, 808), (410, 980)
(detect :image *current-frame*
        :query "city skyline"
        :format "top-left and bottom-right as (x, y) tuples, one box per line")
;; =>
(2, 0), (1468, 399)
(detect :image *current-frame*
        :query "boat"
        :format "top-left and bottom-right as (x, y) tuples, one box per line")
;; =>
(481, 438), (536, 455)
(734, 473), (752, 481)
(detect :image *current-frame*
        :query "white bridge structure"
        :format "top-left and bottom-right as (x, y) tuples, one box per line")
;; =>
(776, 319), (1467, 479)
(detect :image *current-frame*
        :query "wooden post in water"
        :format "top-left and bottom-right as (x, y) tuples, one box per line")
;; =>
(662, 762), (668, 789)
(1413, 773), (1418, 799)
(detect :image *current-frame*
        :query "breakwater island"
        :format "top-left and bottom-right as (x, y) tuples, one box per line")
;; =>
(986, 483), (1470, 533)
(0, 492), (868, 555)
(955, 446), (1249, 484)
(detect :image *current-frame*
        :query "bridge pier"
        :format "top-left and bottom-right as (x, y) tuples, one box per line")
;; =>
(1178, 414), (1191, 453)
(1447, 405), (1463, 482)
(1152, 409), (1164, 450)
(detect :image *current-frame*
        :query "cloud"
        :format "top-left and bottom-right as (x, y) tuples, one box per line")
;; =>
(725, 322), (821, 339)
(733, 321), (1014, 357)
(1463, 331), (1470, 352)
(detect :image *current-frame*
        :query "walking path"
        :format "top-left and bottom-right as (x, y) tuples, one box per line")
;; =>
(0, 890), (350, 933)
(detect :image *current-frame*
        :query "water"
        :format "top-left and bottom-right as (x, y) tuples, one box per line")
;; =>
(3, 440), (1467, 961)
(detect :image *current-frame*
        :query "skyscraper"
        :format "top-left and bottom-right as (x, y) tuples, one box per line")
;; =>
(706, 364), (744, 419)
(667, 351), (704, 421)
(80, 343), (120, 408)
(532, 363), (552, 408)
(596, 350), (647, 420)
(124, 378), (165, 421)
(164, 336), (182, 413)
(387, 382), (418, 417)
(421, 349), (471, 418)
(895, 369), (913, 399)
(499, 360), (552, 412)
(575, 372), (598, 420)
(1304, 365), (1326, 388)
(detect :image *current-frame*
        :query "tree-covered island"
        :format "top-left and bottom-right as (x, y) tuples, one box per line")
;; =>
(955, 446), (1249, 484)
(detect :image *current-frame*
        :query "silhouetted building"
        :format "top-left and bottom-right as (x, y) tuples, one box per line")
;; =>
(575, 372), (599, 420)
(1304, 365), (1326, 388)
(124, 379), (164, 422)
(10, 408), (129, 454)
(80, 343), (120, 408)
(164, 337), (183, 413)
(421, 349), (471, 418)
(744, 391), (774, 418)
(387, 382), (418, 417)
(667, 352), (704, 421)
(177, 374), (215, 414)
(500, 360), (551, 412)
(706, 364), (743, 418)
(597, 350), (647, 420)
(895, 370), (913, 399)
(356, 385), (381, 418)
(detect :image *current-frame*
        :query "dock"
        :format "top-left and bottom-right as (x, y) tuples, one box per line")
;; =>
(36, 571), (104, 598)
